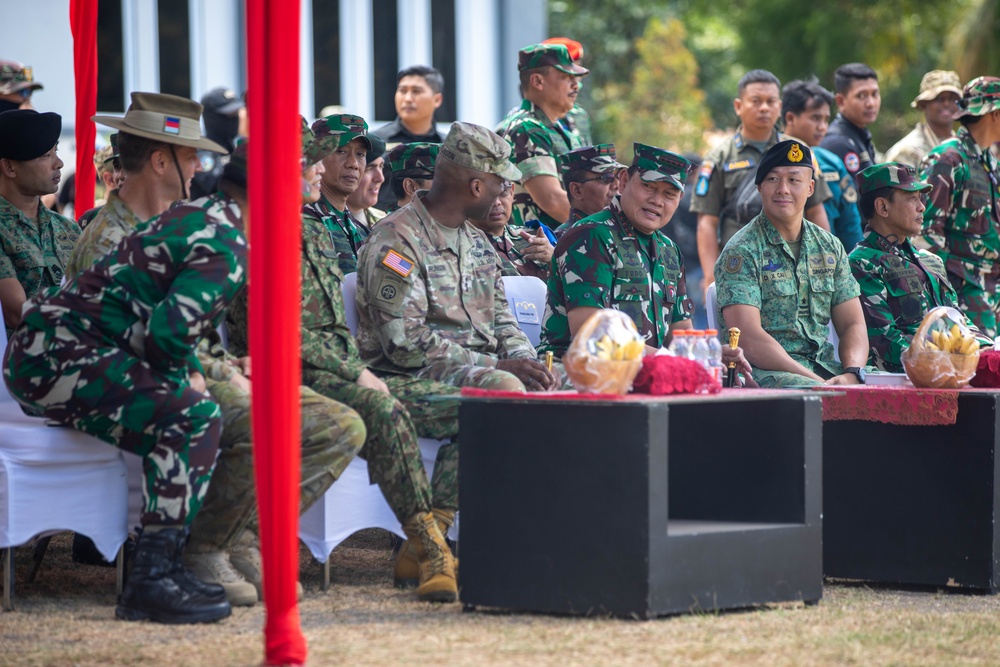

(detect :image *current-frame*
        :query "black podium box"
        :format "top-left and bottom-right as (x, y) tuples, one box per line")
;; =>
(458, 392), (823, 618)
(824, 391), (1000, 591)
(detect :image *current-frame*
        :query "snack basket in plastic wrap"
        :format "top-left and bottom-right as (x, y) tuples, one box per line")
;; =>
(901, 306), (980, 388)
(563, 310), (645, 394)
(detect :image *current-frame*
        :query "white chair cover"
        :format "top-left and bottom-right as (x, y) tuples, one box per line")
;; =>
(500, 275), (547, 348)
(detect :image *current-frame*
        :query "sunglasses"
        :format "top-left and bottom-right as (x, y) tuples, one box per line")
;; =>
(577, 172), (618, 185)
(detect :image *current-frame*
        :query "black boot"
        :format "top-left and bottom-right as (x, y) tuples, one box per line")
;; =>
(115, 528), (231, 624)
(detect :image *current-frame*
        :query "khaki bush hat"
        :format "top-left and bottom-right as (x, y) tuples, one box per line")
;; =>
(93, 92), (227, 153)
(911, 70), (962, 108)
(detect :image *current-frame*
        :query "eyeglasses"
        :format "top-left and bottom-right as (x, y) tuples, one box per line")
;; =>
(500, 180), (514, 193)
(576, 172), (618, 185)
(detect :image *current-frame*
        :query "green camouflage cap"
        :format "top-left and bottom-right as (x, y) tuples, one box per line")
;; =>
(439, 121), (522, 181)
(855, 162), (932, 197)
(517, 44), (588, 76)
(911, 70), (962, 108)
(0, 60), (42, 95)
(558, 143), (626, 175)
(956, 76), (1000, 118)
(94, 145), (117, 175)
(388, 142), (440, 177)
(300, 116), (331, 165)
(631, 142), (695, 190)
(310, 113), (374, 155)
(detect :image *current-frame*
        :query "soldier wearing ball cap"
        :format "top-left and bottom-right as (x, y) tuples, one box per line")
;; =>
(386, 141), (439, 208)
(715, 139), (870, 388)
(885, 71), (963, 168)
(357, 121), (569, 394)
(0, 108), (79, 330)
(849, 162), (989, 372)
(541, 37), (593, 146)
(539, 143), (698, 358)
(496, 43), (589, 232)
(346, 133), (387, 233)
(919, 76), (1000, 338)
(303, 113), (376, 273)
(554, 143), (627, 234)
(0, 60), (42, 112)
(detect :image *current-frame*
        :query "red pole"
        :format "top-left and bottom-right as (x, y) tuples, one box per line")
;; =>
(70, 0), (97, 220)
(246, 0), (306, 664)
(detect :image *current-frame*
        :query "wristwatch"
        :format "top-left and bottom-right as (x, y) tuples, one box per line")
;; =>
(843, 366), (867, 384)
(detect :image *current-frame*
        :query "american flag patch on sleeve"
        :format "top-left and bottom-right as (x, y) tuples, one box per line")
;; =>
(381, 249), (415, 277)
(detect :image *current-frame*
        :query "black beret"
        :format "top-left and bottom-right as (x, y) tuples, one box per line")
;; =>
(755, 139), (814, 185)
(0, 109), (61, 161)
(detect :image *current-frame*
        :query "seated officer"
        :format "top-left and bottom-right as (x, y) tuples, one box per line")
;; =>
(540, 143), (696, 358)
(850, 163), (991, 372)
(554, 143), (626, 235)
(715, 140), (870, 387)
(356, 122), (560, 392)
(385, 141), (438, 210)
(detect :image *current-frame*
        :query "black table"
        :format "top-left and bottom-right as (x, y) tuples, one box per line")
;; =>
(458, 390), (823, 618)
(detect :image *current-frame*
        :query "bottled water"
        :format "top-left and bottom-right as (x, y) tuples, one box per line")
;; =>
(705, 329), (725, 384)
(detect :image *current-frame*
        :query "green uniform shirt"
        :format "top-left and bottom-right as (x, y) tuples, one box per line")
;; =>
(849, 228), (987, 372)
(715, 212), (860, 380)
(540, 196), (693, 357)
(0, 194), (80, 325)
(302, 194), (370, 274)
(690, 128), (832, 248)
(495, 98), (583, 230)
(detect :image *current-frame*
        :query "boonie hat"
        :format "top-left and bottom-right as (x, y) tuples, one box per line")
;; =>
(0, 60), (42, 95)
(911, 70), (962, 108)
(439, 121), (521, 181)
(93, 92), (227, 153)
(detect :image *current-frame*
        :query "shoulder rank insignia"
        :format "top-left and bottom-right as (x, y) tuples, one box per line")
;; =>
(381, 249), (415, 278)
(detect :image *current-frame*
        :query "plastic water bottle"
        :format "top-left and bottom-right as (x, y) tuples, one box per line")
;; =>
(668, 330), (691, 358)
(705, 329), (725, 384)
(691, 330), (711, 370)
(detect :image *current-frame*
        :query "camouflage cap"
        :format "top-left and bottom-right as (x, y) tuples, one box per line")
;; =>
(541, 37), (584, 62)
(558, 143), (626, 175)
(310, 113), (374, 155)
(517, 44), (588, 76)
(855, 162), (932, 197)
(911, 70), (962, 108)
(754, 140), (814, 185)
(956, 76), (1000, 118)
(94, 145), (117, 175)
(631, 142), (695, 190)
(439, 121), (522, 181)
(0, 60), (42, 96)
(387, 142), (440, 177)
(301, 116), (331, 165)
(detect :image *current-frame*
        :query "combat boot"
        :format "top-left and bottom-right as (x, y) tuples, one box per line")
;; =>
(183, 548), (259, 607)
(229, 531), (304, 601)
(402, 512), (457, 603)
(393, 508), (455, 589)
(115, 527), (232, 624)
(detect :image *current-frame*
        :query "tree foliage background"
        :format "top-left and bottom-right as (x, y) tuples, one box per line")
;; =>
(549, 0), (999, 153)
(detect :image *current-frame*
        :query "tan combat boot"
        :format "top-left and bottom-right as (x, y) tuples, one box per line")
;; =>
(182, 548), (259, 607)
(229, 531), (304, 601)
(394, 509), (455, 589)
(402, 511), (457, 602)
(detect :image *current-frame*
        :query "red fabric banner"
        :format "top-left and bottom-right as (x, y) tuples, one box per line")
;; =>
(70, 0), (97, 220)
(246, 0), (305, 663)
(811, 385), (959, 425)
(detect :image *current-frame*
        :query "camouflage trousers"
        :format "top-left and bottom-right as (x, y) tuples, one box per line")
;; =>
(189, 381), (367, 550)
(753, 362), (840, 388)
(952, 276), (1000, 340)
(2, 330), (221, 527)
(414, 358), (573, 391)
(303, 370), (460, 517)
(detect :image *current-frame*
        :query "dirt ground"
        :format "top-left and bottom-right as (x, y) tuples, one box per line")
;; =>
(3, 531), (1000, 667)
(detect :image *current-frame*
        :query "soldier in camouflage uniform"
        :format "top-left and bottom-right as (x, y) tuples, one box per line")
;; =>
(554, 143), (626, 235)
(885, 71), (961, 169)
(357, 122), (563, 392)
(0, 109), (80, 332)
(226, 122), (461, 604)
(540, 143), (695, 357)
(715, 140), (870, 388)
(302, 114), (375, 274)
(496, 43), (588, 231)
(386, 141), (438, 210)
(850, 162), (990, 372)
(919, 76), (1000, 338)
(78, 133), (123, 229)
(469, 183), (551, 281)
(3, 185), (247, 624)
(541, 37), (593, 146)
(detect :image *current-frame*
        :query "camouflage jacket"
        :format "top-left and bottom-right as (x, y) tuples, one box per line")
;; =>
(495, 98), (583, 230)
(715, 212), (860, 377)
(302, 194), (369, 274)
(849, 228), (986, 372)
(487, 227), (549, 281)
(554, 207), (589, 238)
(18, 195), (248, 386)
(884, 122), (952, 169)
(224, 214), (369, 382)
(355, 192), (536, 374)
(539, 196), (693, 357)
(563, 104), (593, 146)
(919, 127), (1000, 283)
(0, 195), (79, 318)
(66, 190), (149, 280)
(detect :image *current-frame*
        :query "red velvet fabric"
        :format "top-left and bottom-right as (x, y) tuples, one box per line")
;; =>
(812, 386), (959, 425)
(70, 0), (97, 219)
(970, 350), (1000, 388)
(246, 0), (306, 663)
(632, 355), (721, 395)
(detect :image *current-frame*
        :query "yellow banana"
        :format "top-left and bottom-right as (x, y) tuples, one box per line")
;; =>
(926, 341), (940, 351)
(931, 330), (943, 348)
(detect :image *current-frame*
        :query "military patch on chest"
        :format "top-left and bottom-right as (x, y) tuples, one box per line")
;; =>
(381, 249), (415, 278)
(807, 252), (838, 277)
(376, 273), (407, 307)
(763, 259), (783, 272)
(725, 255), (743, 273)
